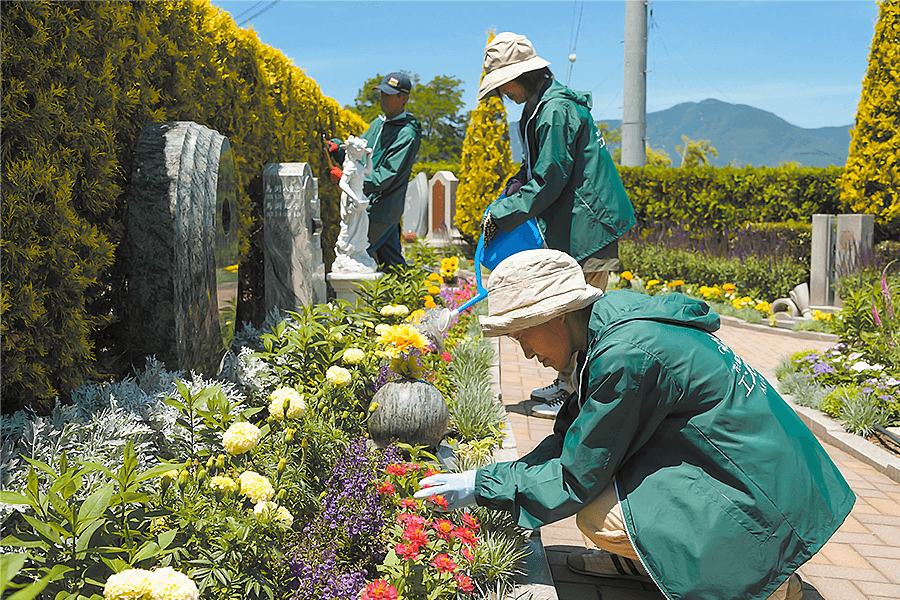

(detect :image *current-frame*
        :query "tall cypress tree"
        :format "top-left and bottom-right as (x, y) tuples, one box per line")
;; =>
(455, 31), (519, 242)
(840, 1), (900, 234)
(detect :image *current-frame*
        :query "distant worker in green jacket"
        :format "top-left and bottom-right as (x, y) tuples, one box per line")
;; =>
(360, 71), (422, 270)
(477, 32), (636, 419)
(417, 249), (854, 600)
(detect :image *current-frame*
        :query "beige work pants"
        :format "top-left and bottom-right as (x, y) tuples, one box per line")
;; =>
(575, 483), (804, 600)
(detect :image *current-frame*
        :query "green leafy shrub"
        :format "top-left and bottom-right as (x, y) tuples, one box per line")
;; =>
(1, 1), (367, 413)
(833, 264), (900, 370)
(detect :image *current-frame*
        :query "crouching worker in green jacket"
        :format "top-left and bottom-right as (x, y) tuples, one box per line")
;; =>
(415, 249), (855, 600)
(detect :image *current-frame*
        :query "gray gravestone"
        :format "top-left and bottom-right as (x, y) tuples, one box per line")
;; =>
(402, 172), (429, 239)
(125, 121), (238, 375)
(810, 213), (874, 308)
(263, 163), (326, 313)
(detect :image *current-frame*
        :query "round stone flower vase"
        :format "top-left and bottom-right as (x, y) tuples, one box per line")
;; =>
(368, 379), (449, 449)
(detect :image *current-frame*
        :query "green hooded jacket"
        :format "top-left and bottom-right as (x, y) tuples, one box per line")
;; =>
(360, 112), (422, 225)
(476, 291), (854, 600)
(489, 80), (635, 261)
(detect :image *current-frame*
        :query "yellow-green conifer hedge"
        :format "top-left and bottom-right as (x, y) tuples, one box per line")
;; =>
(1, 1), (366, 413)
(840, 0), (900, 234)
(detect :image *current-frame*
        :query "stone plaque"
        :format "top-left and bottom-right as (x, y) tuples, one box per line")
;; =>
(125, 121), (237, 375)
(263, 163), (326, 314)
(427, 171), (460, 243)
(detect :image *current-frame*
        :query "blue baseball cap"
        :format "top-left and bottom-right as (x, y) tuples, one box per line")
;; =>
(373, 72), (412, 95)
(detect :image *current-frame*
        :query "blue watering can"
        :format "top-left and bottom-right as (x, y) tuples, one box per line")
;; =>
(436, 197), (544, 331)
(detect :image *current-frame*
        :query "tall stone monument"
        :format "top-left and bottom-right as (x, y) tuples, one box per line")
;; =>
(125, 121), (238, 375)
(402, 172), (429, 239)
(263, 162), (327, 313)
(809, 213), (875, 308)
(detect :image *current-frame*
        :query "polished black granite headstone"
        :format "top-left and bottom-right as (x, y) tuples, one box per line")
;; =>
(125, 121), (237, 375)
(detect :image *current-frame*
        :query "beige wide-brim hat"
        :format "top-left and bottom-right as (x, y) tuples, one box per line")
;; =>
(477, 32), (550, 101)
(480, 249), (604, 338)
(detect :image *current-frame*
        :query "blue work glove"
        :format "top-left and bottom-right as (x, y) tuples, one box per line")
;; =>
(414, 470), (478, 511)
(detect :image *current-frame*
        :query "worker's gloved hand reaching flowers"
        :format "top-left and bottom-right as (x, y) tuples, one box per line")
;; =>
(415, 470), (477, 511)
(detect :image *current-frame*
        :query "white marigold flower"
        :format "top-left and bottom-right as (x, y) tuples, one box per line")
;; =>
(343, 348), (366, 365)
(209, 475), (237, 493)
(268, 387), (306, 420)
(222, 421), (262, 455)
(147, 566), (199, 600)
(380, 305), (396, 317)
(394, 304), (409, 317)
(275, 505), (294, 527)
(238, 471), (274, 503)
(253, 501), (294, 527)
(850, 361), (883, 372)
(104, 568), (152, 600)
(326, 365), (352, 386)
(375, 323), (392, 336)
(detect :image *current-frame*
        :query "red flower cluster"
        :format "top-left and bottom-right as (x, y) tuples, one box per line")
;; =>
(360, 579), (398, 600)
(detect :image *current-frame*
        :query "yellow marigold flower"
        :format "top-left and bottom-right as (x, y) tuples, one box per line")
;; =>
(621, 271), (634, 281)
(343, 348), (366, 365)
(755, 301), (771, 313)
(407, 309), (426, 323)
(161, 469), (180, 481)
(428, 272), (443, 283)
(376, 323), (431, 353)
(326, 365), (352, 386)
(209, 475), (237, 493)
(424, 295), (437, 309)
(268, 387), (305, 420)
(427, 285), (441, 295)
(147, 567), (199, 600)
(222, 422), (261, 456)
(239, 471), (274, 503)
(669, 280), (685, 287)
(104, 568), (152, 600)
(646, 279), (659, 288)
(722, 283), (736, 291)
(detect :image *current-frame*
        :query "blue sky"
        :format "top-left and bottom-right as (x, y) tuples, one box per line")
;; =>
(210, 1), (880, 129)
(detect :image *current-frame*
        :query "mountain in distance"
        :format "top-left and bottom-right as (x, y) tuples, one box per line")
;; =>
(594, 98), (852, 168)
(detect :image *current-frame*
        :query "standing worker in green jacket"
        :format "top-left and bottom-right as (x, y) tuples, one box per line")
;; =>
(477, 32), (636, 420)
(416, 249), (854, 600)
(360, 72), (422, 270)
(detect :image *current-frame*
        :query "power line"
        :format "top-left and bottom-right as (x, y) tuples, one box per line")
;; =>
(233, 1), (264, 20)
(566, 1), (584, 86)
(243, 0), (281, 26)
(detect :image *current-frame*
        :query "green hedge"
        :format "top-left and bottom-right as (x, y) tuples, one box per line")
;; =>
(618, 165), (847, 232)
(1, 1), (367, 413)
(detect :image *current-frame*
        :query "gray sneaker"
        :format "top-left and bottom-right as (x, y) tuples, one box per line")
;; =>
(530, 397), (566, 419)
(530, 377), (574, 403)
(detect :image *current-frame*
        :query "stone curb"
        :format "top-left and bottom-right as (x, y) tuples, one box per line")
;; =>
(718, 314), (840, 343)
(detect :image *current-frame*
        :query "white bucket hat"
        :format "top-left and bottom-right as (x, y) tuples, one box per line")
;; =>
(477, 32), (550, 101)
(480, 249), (604, 338)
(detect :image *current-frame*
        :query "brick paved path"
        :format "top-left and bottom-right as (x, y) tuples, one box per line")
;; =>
(496, 320), (900, 600)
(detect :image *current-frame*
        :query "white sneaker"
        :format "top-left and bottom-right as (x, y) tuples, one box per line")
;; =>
(530, 377), (574, 403)
(530, 397), (566, 419)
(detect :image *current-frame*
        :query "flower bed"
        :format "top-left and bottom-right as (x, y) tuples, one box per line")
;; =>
(0, 260), (527, 600)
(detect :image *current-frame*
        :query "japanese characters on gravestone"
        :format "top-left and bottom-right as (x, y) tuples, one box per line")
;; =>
(426, 171), (460, 244)
(263, 162), (327, 313)
(125, 121), (239, 375)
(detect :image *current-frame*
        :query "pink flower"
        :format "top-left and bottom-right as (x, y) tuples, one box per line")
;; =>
(461, 547), (475, 562)
(440, 352), (452, 362)
(399, 498), (417, 510)
(360, 579), (398, 600)
(403, 526), (429, 547)
(378, 481), (396, 496)
(428, 494), (449, 510)
(431, 553), (458, 574)
(874, 301), (883, 327)
(395, 542), (420, 560)
(385, 463), (408, 476)
(432, 519), (456, 542)
(452, 526), (478, 548)
(461, 512), (480, 531)
(455, 572), (474, 593)
(397, 513), (426, 529)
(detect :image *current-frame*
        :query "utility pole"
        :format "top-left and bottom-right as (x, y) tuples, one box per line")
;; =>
(622, 0), (648, 167)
